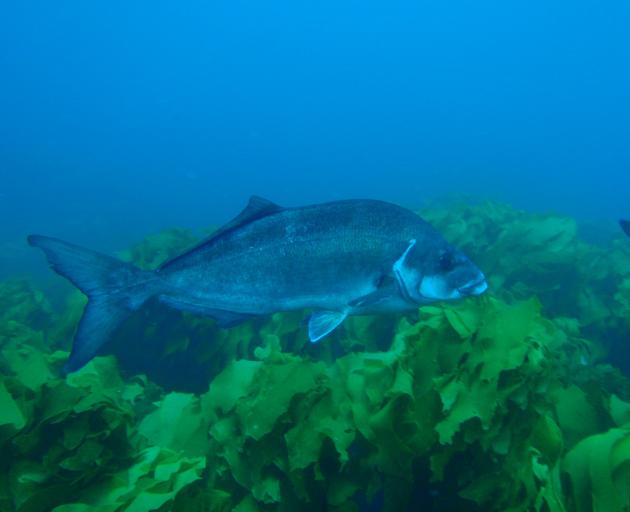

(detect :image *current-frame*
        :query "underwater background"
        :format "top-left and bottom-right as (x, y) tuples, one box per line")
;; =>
(1, 1), (630, 511)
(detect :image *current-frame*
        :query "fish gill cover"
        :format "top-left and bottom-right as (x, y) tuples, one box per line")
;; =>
(1, 201), (630, 512)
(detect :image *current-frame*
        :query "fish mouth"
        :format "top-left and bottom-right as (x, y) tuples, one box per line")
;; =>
(458, 276), (488, 296)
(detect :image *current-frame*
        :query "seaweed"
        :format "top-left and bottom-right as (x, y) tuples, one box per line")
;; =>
(2, 202), (630, 510)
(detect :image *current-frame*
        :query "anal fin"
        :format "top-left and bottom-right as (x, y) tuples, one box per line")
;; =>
(159, 296), (254, 327)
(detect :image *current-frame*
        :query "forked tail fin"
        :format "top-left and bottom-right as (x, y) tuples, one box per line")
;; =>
(28, 235), (158, 373)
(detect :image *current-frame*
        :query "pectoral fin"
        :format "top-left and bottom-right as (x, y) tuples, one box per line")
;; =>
(348, 275), (398, 308)
(308, 310), (347, 342)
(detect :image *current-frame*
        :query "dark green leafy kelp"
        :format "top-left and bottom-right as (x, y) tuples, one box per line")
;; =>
(2, 201), (630, 511)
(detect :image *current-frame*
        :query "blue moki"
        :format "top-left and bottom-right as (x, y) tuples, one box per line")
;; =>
(29, 197), (488, 373)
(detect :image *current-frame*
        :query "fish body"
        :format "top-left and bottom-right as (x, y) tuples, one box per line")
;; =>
(621, 219), (630, 238)
(29, 197), (487, 372)
(160, 199), (453, 314)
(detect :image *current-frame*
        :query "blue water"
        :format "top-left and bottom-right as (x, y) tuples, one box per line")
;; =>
(1, 0), (629, 277)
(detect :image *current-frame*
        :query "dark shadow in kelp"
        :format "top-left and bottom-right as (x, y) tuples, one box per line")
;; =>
(105, 301), (402, 393)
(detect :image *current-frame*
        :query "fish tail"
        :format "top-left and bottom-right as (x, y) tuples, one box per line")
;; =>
(28, 234), (159, 373)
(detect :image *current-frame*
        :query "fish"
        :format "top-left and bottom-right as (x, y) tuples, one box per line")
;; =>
(28, 196), (487, 373)
(621, 219), (630, 238)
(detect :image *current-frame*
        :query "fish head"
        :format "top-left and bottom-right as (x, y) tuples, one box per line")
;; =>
(394, 239), (487, 304)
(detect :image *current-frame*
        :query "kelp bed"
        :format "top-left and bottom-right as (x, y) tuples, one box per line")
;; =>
(2, 201), (630, 512)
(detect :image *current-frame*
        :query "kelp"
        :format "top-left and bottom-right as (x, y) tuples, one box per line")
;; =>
(2, 201), (630, 511)
(422, 200), (630, 344)
(117, 228), (199, 271)
(0, 280), (55, 335)
(0, 342), (204, 511)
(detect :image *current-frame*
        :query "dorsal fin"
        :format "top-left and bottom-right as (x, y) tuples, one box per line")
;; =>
(232, 196), (283, 227)
(159, 196), (283, 271)
(207, 196), (283, 243)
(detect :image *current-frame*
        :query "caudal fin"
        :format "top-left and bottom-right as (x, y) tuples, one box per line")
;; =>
(28, 235), (158, 373)
(621, 220), (630, 238)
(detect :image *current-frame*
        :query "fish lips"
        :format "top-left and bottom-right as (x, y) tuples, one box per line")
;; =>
(458, 276), (488, 296)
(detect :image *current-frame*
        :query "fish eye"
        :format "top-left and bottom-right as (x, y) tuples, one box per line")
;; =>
(438, 251), (455, 272)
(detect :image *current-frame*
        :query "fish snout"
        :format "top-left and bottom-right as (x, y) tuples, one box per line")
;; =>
(458, 275), (488, 296)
